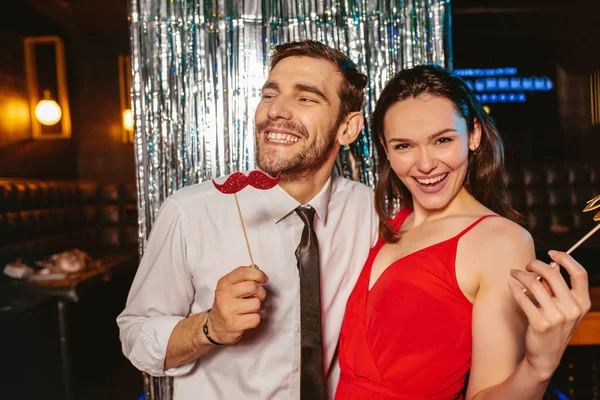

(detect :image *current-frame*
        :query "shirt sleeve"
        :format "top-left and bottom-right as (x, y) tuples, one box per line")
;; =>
(116, 198), (197, 377)
(370, 196), (379, 247)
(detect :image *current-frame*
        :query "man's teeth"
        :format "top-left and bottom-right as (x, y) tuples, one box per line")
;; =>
(266, 132), (298, 144)
(416, 174), (447, 185)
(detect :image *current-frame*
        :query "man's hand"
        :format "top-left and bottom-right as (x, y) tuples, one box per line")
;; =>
(207, 266), (269, 345)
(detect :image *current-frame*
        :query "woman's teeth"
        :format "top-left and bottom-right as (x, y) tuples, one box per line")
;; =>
(416, 174), (447, 185)
(267, 132), (298, 144)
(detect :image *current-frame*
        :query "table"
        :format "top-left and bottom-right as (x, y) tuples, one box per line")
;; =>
(3, 252), (137, 400)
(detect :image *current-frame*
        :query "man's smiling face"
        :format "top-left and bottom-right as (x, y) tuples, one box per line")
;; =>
(254, 56), (344, 179)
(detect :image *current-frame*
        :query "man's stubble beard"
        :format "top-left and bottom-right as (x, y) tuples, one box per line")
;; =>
(255, 122), (340, 182)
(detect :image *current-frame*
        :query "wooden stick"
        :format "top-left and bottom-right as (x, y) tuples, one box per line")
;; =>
(564, 223), (600, 255)
(525, 195), (600, 293)
(233, 192), (256, 268)
(535, 223), (600, 279)
(545, 223), (600, 270)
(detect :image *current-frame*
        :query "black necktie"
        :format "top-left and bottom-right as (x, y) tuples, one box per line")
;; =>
(295, 205), (326, 400)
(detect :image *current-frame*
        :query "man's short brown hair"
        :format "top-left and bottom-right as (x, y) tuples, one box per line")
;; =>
(270, 40), (368, 125)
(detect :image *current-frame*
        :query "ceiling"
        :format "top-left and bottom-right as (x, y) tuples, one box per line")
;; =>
(24, 0), (129, 40)
(18, 0), (599, 50)
(21, 0), (579, 35)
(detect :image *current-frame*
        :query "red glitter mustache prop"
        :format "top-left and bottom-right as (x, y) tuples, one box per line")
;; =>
(212, 170), (281, 194)
(212, 171), (281, 269)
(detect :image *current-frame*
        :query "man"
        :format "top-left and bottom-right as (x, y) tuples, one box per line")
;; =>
(117, 39), (378, 399)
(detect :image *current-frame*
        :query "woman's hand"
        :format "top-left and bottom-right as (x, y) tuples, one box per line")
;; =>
(508, 251), (591, 381)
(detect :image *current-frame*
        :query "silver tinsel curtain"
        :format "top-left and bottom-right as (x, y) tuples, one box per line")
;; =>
(128, 0), (451, 397)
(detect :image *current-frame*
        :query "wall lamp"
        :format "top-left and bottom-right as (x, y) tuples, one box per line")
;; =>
(24, 36), (71, 139)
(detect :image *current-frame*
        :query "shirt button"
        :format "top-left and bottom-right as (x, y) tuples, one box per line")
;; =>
(295, 364), (301, 371)
(297, 327), (301, 333)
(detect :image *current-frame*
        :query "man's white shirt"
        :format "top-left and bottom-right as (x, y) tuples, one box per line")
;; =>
(117, 174), (377, 399)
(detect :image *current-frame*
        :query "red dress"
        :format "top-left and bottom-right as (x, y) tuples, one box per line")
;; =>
(336, 208), (497, 400)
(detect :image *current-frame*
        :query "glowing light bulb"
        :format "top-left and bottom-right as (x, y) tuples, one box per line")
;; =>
(123, 109), (134, 131)
(34, 90), (62, 125)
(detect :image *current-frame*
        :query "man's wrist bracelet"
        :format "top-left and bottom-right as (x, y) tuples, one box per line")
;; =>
(202, 308), (224, 346)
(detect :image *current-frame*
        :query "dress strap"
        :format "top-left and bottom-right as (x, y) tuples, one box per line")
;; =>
(372, 208), (412, 250)
(455, 214), (500, 240)
(391, 207), (413, 232)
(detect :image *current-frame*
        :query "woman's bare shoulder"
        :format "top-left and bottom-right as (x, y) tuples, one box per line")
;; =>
(466, 215), (536, 274)
(478, 215), (532, 244)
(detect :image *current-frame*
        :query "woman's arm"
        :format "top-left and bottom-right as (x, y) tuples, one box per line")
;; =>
(464, 221), (590, 400)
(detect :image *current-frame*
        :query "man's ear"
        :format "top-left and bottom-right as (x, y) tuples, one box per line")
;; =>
(338, 112), (364, 146)
(470, 119), (482, 151)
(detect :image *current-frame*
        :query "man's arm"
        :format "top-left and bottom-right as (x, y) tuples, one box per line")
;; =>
(164, 266), (268, 369)
(118, 198), (270, 375)
(164, 311), (212, 369)
(117, 199), (197, 377)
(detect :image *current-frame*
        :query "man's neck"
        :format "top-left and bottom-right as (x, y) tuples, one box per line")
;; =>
(279, 166), (333, 204)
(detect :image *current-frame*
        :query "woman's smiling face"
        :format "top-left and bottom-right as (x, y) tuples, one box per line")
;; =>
(383, 93), (480, 211)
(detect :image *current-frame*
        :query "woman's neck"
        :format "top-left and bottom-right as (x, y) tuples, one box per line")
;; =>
(410, 187), (478, 227)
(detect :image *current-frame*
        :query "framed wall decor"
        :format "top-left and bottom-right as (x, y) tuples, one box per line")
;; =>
(118, 54), (134, 144)
(24, 35), (71, 139)
(592, 70), (600, 126)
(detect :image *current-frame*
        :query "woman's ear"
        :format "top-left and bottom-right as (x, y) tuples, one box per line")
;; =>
(470, 119), (482, 151)
(338, 112), (364, 146)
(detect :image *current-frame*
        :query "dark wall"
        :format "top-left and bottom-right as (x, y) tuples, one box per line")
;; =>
(0, 0), (135, 183)
(451, 0), (600, 170)
(70, 33), (136, 184)
(0, 1), (77, 179)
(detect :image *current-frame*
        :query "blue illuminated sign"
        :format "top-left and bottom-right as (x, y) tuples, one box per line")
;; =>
(476, 92), (525, 104)
(498, 77), (509, 90)
(510, 78), (521, 90)
(455, 67), (553, 104)
(475, 79), (485, 92)
(454, 68), (518, 77)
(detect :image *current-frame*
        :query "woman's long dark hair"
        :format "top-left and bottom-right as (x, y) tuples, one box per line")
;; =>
(372, 64), (523, 243)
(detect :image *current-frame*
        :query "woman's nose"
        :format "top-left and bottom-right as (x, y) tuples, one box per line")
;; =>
(417, 148), (437, 173)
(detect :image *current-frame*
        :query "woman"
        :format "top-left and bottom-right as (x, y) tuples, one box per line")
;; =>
(335, 65), (591, 399)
